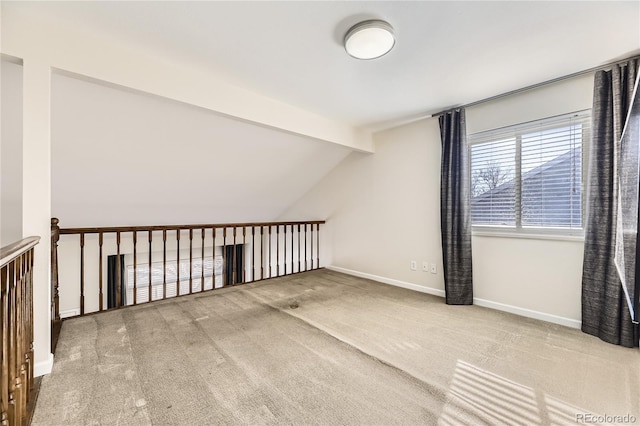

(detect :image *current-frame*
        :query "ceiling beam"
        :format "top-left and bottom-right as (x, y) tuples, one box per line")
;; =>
(1, 7), (373, 153)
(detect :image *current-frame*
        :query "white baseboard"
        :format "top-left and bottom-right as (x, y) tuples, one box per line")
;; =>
(60, 308), (80, 319)
(34, 353), (54, 377)
(473, 298), (581, 329)
(327, 265), (581, 329)
(326, 265), (446, 297)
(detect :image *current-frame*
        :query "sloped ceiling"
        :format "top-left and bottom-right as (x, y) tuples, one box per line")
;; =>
(51, 74), (351, 227)
(8, 1), (640, 227)
(6, 1), (640, 128)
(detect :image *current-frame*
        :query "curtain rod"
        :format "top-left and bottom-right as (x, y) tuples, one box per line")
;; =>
(431, 54), (640, 118)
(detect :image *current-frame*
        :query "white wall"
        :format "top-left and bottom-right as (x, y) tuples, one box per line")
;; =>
(51, 73), (352, 227)
(280, 117), (446, 295)
(466, 74), (593, 134)
(21, 60), (52, 375)
(281, 74), (594, 327)
(1, 60), (23, 246)
(466, 74), (593, 327)
(471, 236), (584, 326)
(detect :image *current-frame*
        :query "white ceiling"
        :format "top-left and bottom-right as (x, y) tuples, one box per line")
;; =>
(6, 1), (640, 129)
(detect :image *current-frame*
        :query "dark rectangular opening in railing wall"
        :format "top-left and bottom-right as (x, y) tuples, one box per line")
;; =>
(51, 219), (324, 320)
(1, 236), (39, 426)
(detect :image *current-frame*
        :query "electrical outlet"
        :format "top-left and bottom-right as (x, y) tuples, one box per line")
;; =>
(422, 261), (429, 272)
(410, 260), (417, 271)
(430, 263), (437, 274)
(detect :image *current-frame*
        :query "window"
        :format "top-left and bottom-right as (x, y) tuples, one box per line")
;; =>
(469, 110), (590, 235)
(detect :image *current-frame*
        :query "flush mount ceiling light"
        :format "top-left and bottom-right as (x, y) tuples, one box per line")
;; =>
(344, 20), (395, 60)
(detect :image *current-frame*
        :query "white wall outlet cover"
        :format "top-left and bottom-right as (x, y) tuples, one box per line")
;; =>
(410, 261), (417, 271)
(430, 263), (437, 274)
(422, 261), (429, 272)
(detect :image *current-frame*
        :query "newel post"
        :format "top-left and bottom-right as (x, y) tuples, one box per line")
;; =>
(51, 218), (60, 324)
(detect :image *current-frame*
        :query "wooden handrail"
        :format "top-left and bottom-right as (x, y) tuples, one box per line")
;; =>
(0, 237), (40, 268)
(1, 236), (39, 426)
(52, 218), (326, 320)
(58, 220), (326, 235)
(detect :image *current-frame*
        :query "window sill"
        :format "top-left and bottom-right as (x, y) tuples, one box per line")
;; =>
(472, 229), (584, 242)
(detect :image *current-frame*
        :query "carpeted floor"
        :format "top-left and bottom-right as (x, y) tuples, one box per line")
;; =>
(33, 269), (639, 425)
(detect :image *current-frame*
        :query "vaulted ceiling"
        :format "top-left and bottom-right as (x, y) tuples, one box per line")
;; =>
(6, 1), (640, 129)
(2, 1), (639, 227)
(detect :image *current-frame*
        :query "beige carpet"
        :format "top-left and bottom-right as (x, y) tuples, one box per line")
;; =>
(33, 270), (639, 425)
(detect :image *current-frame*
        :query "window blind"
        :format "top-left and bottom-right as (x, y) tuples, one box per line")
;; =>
(469, 110), (591, 233)
(470, 138), (516, 226)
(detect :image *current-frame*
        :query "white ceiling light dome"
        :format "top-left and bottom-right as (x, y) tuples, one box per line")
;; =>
(344, 20), (395, 60)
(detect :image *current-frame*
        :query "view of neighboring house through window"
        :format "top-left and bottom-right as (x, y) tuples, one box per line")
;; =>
(469, 110), (590, 235)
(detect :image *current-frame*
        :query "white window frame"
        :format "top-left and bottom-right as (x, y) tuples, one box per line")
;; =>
(468, 110), (590, 240)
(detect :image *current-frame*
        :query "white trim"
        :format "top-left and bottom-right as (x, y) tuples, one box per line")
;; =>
(326, 266), (446, 297)
(327, 265), (581, 329)
(60, 308), (80, 319)
(474, 297), (581, 329)
(472, 230), (584, 242)
(34, 353), (54, 377)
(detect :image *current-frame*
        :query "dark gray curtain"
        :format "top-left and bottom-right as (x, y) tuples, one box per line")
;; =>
(439, 109), (473, 305)
(582, 59), (639, 348)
